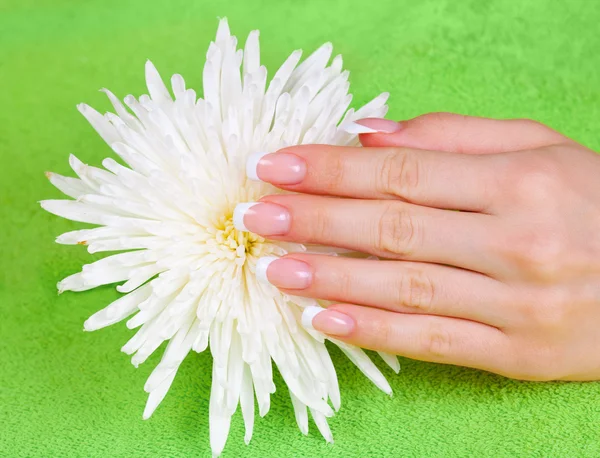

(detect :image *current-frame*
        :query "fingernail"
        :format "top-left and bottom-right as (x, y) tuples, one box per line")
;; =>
(301, 305), (326, 331)
(233, 202), (291, 235)
(354, 118), (401, 134)
(256, 256), (313, 289)
(301, 306), (355, 336)
(246, 151), (307, 185)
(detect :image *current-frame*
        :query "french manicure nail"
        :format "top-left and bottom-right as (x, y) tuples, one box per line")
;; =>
(246, 151), (307, 185)
(354, 118), (401, 134)
(233, 202), (291, 235)
(255, 256), (278, 284)
(256, 256), (313, 289)
(232, 202), (257, 232)
(302, 305), (326, 331)
(301, 306), (355, 336)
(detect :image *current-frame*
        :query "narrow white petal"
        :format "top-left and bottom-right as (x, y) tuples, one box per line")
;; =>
(239, 364), (255, 444)
(117, 264), (166, 293)
(243, 30), (260, 75)
(77, 103), (121, 145)
(209, 365), (232, 457)
(40, 200), (115, 225)
(332, 339), (392, 396)
(144, 320), (196, 392)
(143, 369), (177, 420)
(145, 60), (172, 106)
(287, 42), (333, 91)
(266, 50), (302, 99)
(310, 408), (333, 443)
(45, 172), (90, 198)
(314, 341), (341, 411)
(57, 272), (88, 293)
(378, 351), (401, 374)
(56, 227), (145, 246)
(100, 88), (142, 131)
(84, 283), (152, 331)
(215, 17), (231, 43)
(351, 92), (390, 120)
(290, 391), (309, 435)
(170, 74), (186, 100)
(225, 331), (244, 413)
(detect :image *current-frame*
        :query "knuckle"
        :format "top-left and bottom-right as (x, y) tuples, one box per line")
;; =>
(308, 205), (333, 242)
(509, 343), (562, 381)
(396, 269), (436, 311)
(515, 118), (549, 133)
(332, 267), (354, 298)
(370, 319), (393, 346)
(515, 119), (564, 142)
(413, 112), (466, 151)
(510, 230), (564, 280)
(417, 112), (459, 129)
(524, 288), (570, 331)
(505, 153), (563, 202)
(421, 323), (453, 358)
(378, 149), (421, 200)
(321, 152), (346, 192)
(377, 204), (421, 257)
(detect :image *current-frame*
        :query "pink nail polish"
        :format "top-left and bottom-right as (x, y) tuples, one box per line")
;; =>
(256, 257), (313, 289)
(355, 118), (401, 134)
(233, 202), (291, 235)
(247, 152), (307, 185)
(312, 309), (355, 336)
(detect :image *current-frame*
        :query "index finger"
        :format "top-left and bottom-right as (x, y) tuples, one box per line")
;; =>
(357, 113), (570, 153)
(248, 145), (501, 212)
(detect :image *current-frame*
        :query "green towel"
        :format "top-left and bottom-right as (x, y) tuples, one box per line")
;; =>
(2, 0), (599, 456)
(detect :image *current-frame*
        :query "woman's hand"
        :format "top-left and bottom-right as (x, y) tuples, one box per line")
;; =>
(234, 112), (600, 381)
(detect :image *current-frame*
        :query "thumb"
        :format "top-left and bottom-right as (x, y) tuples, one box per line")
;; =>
(352, 112), (569, 154)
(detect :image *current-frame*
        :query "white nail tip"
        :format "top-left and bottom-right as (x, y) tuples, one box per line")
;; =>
(256, 256), (277, 284)
(301, 305), (326, 331)
(246, 151), (269, 181)
(340, 120), (378, 134)
(233, 202), (257, 232)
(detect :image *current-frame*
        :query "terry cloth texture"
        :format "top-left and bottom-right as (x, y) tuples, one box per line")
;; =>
(1, 0), (600, 457)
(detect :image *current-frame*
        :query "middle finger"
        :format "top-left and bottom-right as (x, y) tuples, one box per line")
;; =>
(234, 194), (500, 275)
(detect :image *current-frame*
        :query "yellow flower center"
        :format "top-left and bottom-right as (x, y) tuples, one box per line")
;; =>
(210, 212), (266, 265)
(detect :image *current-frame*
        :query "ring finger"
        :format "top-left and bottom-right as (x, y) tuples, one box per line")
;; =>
(256, 254), (511, 327)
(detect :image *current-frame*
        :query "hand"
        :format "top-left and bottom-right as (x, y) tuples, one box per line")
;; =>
(234, 112), (600, 381)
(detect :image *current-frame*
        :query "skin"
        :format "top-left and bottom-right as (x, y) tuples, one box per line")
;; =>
(244, 112), (600, 382)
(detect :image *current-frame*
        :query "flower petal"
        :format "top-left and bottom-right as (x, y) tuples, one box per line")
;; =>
(310, 408), (333, 443)
(289, 391), (309, 435)
(378, 351), (401, 374)
(84, 283), (152, 331)
(331, 339), (393, 396)
(239, 364), (255, 444)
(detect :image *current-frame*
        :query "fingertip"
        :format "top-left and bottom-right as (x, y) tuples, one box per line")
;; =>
(306, 306), (356, 337)
(354, 118), (401, 134)
(246, 151), (307, 186)
(301, 305), (326, 331)
(246, 151), (269, 181)
(354, 118), (405, 147)
(358, 131), (404, 147)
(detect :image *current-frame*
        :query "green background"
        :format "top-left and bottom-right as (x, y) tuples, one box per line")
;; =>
(2, 0), (600, 456)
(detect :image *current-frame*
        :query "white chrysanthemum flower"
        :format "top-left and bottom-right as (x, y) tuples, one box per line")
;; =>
(41, 18), (398, 456)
